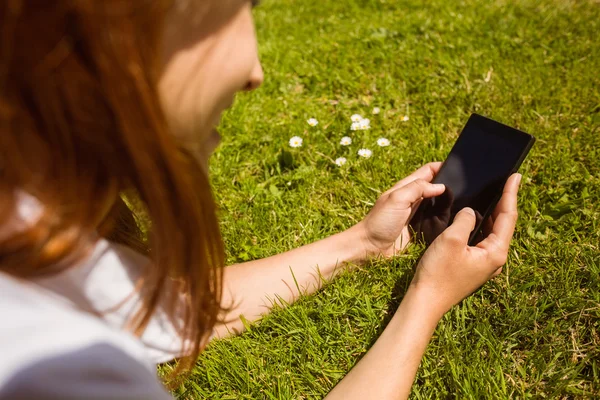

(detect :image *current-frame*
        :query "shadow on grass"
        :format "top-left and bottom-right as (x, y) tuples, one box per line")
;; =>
(366, 250), (426, 350)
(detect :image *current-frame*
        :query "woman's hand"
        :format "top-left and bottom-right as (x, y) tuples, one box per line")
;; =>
(409, 173), (522, 319)
(355, 162), (445, 258)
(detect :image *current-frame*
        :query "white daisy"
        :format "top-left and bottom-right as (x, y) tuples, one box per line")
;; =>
(401, 115), (409, 122)
(334, 157), (347, 166)
(358, 148), (373, 158)
(340, 136), (352, 146)
(372, 107), (381, 115)
(358, 118), (370, 130)
(307, 118), (319, 126)
(289, 136), (303, 148)
(377, 138), (390, 147)
(351, 114), (363, 122)
(351, 122), (360, 131)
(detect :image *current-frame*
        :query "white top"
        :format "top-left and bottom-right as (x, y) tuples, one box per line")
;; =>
(0, 193), (193, 399)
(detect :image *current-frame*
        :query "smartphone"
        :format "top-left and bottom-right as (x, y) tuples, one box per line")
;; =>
(410, 113), (535, 246)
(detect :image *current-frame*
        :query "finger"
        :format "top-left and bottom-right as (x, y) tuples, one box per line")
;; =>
(492, 267), (503, 277)
(441, 207), (477, 245)
(385, 162), (443, 194)
(484, 175), (521, 248)
(478, 218), (516, 262)
(492, 173), (522, 220)
(388, 179), (445, 209)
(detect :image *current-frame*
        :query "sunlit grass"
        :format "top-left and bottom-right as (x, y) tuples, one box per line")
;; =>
(164, 0), (600, 397)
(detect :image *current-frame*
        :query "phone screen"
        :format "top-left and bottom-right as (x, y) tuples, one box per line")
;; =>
(410, 114), (534, 245)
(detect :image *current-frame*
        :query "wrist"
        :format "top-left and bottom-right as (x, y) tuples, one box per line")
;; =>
(401, 285), (447, 324)
(311, 224), (371, 272)
(345, 222), (376, 262)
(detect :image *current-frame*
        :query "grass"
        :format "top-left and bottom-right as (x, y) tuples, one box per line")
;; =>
(163, 0), (600, 398)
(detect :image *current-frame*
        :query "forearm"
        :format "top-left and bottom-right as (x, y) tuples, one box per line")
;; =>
(325, 287), (442, 400)
(212, 224), (368, 337)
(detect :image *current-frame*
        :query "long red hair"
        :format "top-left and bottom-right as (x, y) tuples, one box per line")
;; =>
(0, 0), (224, 383)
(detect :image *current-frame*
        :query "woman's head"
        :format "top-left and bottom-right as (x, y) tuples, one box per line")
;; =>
(0, 0), (261, 382)
(160, 0), (263, 166)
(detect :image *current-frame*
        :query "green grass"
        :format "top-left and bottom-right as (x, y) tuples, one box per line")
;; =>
(164, 0), (600, 398)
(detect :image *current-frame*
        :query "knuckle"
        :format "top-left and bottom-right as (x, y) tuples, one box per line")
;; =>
(487, 243), (508, 265)
(388, 188), (405, 203)
(494, 252), (508, 266)
(441, 231), (462, 247)
(487, 237), (508, 267)
(391, 180), (425, 203)
(414, 179), (432, 193)
(414, 178), (428, 188)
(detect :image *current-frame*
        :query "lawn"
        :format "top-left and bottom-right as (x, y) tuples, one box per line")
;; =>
(163, 0), (600, 398)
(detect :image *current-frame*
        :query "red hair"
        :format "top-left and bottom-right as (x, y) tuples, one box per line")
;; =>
(0, 0), (224, 383)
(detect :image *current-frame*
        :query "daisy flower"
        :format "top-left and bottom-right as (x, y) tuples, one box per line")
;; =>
(358, 148), (373, 158)
(351, 114), (363, 122)
(358, 118), (371, 130)
(401, 115), (409, 122)
(340, 136), (352, 146)
(377, 138), (390, 147)
(289, 136), (303, 148)
(307, 118), (319, 126)
(372, 107), (381, 115)
(334, 157), (347, 166)
(351, 119), (371, 131)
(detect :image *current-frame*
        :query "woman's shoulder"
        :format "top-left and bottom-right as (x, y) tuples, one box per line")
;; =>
(0, 271), (153, 375)
(1, 189), (187, 365)
(0, 272), (171, 399)
(6, 235), (189, 365)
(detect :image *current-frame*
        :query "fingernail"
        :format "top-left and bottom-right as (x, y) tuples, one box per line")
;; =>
(516, 173), (522, 186)
(463, 207), (475, 216)
(433, 183), (445, 190)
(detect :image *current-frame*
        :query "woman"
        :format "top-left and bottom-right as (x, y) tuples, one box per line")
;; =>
(0, 0), (521, 399)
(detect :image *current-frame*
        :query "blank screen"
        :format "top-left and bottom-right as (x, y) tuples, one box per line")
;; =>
(411, 115), (533, 245)
(435, 127), (523, 217)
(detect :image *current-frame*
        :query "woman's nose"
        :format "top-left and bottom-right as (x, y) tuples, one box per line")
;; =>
(245, 61), (264, 91)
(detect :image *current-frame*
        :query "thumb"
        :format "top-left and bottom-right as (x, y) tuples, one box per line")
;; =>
(443, 207), (477, 245)
(388, 179), (445, 209)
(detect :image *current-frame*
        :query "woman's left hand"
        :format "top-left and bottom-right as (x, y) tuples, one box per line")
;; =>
(355, 162), (444, 258)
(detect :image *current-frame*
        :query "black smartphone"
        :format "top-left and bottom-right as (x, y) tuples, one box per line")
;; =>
(410, 113), (535, 246)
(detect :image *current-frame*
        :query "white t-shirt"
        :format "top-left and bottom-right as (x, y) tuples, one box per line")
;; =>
(0, 193), (191, 399)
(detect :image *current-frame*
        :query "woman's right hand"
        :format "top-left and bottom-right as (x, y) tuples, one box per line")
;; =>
(409, 173), (522, 319)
